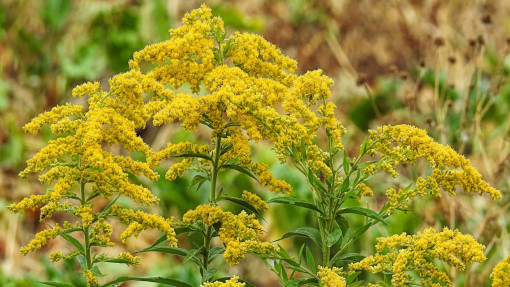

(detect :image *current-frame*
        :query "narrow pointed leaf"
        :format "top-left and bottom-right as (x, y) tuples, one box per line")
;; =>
(220, 164), (258, 181)
(305, 246), (316, 274)
(39, 282), (76, 287)
(59, 232), (84, 254)
(102, 277), (192, 287)
(220, 196), (264, 220)
(338, 207), (387, 224)
(273, 227), (322, 246)
(267, 196), (324, 215)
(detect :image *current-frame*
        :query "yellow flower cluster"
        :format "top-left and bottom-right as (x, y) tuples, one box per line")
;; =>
(200, 276), (246, 287)
(20, 224), (62, 255)
(117, 252), (141, 265)
(120, 5), (346, 196)
(317, 266), (346, 287)
(183, 204), (276, 265)
(23, 103), (83, 134)
(112, 205), (177, 247)
(369, 125), (502, 207)
(130, 5), (217, 93)
(252, 162), (292, 195)
(491, 255), (510, 287)
(357, 182), (374, 198)
(349, 227), (486, 286)
(84, 269), (98, 287)
(91, 218), (115, 247)
(148, 141), (209, 180)
(242, 190), (268, 211)
(75, 205), (94, 228)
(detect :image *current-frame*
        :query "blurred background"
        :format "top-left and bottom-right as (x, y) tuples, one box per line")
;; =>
(1, 0), (510, 286)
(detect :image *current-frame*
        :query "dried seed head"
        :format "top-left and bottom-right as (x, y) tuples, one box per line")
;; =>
(468, 83), (475, 90)
(481, 14), (492, 25)
(447, 100), (454, 108)
(356, 73), (367, 86)
(506, 38), (510, 46)
(425, 118), (435, 127)
(447, 56), (456, 64)
(419, 60), (426, 68)
(399, 71), (409, 80)
(468, 38), (477, 47)
(477, 35), (485, 46)
(449, 83), (455, 89)
(389, 65), (398, 73)
(434, 36), (445, 47)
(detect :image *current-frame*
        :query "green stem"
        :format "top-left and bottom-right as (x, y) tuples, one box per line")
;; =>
(80, 181), (93, 270)
(202, 133), (222, 282)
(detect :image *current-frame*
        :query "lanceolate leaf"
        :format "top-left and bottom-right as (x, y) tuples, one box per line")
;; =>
(59, 232), (85, 254)
(39, 282), (76, 287)
(173, 152), (212, 161)
(102, 277), (193, 287)
(274, 227), (322, 246)
(338, 207), (388, 224)
(305, 246), (316, 274)
(327, 228), (342, 247)
(284, 278), (319, 287)
(267, 196), (324, 215)
(220, 164), (259, 181)
(220, 196), (264, 220)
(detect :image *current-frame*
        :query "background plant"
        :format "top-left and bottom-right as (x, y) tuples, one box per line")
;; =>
(2, 1), (510, 286)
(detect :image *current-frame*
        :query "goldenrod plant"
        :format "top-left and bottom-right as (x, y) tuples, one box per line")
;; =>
(10, 4), (506, 287)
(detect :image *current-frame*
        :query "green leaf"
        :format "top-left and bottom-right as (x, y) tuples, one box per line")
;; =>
(333, 253), (365, 263)
(135, 246), (187, 257)
(327, 229), (342, 247)
(273, 227), (322, 246)
(91, 266), (104, 277)
(353, 223), (372, 239)
(268, 196), (324, 215)
(307, 169), (327, 194)
(97, 258), (136, 265)
(96, 195), (120, 219)
(220, 196), (264, 220)
(77, 254), (87, 270)
(40, 0), (71, 30)
(174, 152), (212, 161)
(338, 207), (387, 224)
(208, 246), (225, 263)
(102, 277), (193, 287)
(220, 143), (234, 155)
(359, 137), (369, 155)
(220, 164), (258, 181)
(39, 282), (75, 287)
(305, 246), (316, 274)
(285, 278), (319, 287)
(300, 140), (307, 162)
(346, 271), (361, 284)
(175, 226), (200, 235)
(60, 232), (85, 254)
(335, 215), (350, 235)
(190, 174), (209, 192)
(183, 247), (202, 264)
(342, 151), (350, 173)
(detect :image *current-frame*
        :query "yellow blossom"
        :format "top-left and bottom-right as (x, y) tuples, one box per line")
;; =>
(241, 191), (268, 211)
(201, 276), (246, 287)
(349, 227), (486, 286)
(112, 205), (177, 247)
(84, 269), (98, 287)
(20, 224), (62, 255)
(317, 266), (346, 287)
(491, 255), (510, 287)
